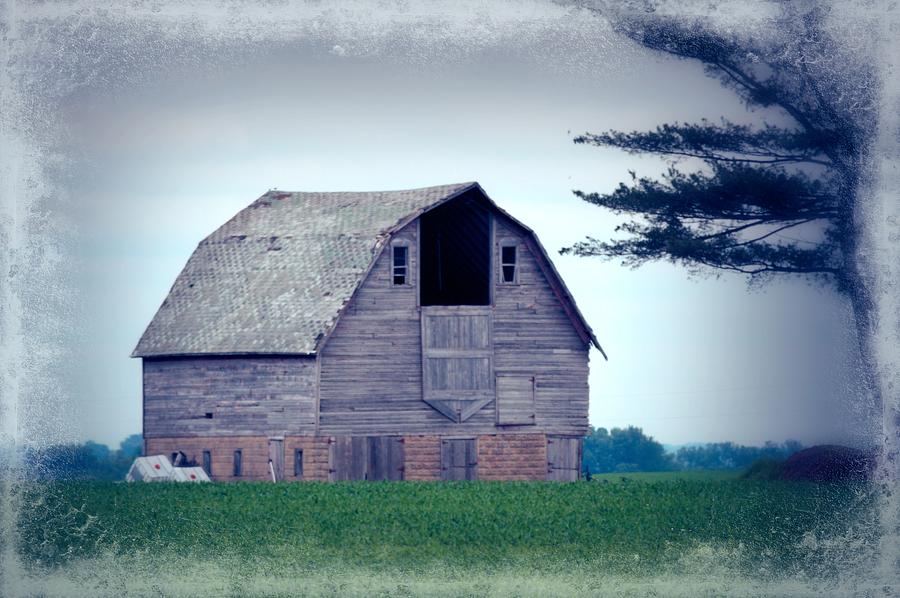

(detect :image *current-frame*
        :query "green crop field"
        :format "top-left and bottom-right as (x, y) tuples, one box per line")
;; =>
(588, 470), (741, 483)
(11, 478), (879, 596)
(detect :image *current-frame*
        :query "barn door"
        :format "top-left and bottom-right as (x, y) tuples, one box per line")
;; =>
(422, 306), (494, 422)
(441, 438), (477, 480)
(330, 436), (404, 481)
(547, 436), (582, 482)
(268, 438), (284, 482)
(367, 436), (405, 481)
(330, 436), (367, 481)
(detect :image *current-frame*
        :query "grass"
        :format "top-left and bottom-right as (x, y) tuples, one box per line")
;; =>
(15, 476), (875, 582)
(589, 470), (741, 482)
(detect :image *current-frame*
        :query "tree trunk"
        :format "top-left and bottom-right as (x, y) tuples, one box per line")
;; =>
(847, 281), (891, 471)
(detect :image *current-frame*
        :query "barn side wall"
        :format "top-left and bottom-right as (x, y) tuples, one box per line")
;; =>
(145, 433), (556, 481)
(477, 433), (548, 481)
(318, 210), (590, 437)
(143, 356), (317, 438)
(403, 435), (442, 481)
(145, 436), (331, 482)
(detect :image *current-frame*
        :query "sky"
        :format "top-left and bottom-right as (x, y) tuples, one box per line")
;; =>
(56, 5), (873, 449)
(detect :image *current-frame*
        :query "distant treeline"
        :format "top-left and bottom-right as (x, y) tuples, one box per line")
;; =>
(583, 426), (803, 475)
(12, 428), (802, 480)
(20, 434), (143, 481)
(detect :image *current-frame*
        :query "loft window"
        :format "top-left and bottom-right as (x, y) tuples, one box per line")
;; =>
(202, 450), (212, 475)
(420, 192), (491, 305)
(500, 244), (517, 284)
(233, 450), (243, 477)
(392, 244), (409, 286)
(294, 449), (304, 479)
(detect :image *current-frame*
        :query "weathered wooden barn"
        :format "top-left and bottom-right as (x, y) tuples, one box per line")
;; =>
(133, 182), (604, 482)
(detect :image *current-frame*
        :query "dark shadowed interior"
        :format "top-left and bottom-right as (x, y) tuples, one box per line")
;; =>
(420, 191), (491, 306)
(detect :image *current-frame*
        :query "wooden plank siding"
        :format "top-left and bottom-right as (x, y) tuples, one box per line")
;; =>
(268, 438), (285, 481)
(495, 375), (536, 425)
(546, 436), (583, 481)
(318, 221), (500, 435)
(143, 356), (317, 438)
(317, 211), (591, 437)
(422, 306), (494, 422)
(329, 436), (405, 481)
(492, 216), (591, 436)
(142, 198), (592, 484)
(440, 438), (477, 480)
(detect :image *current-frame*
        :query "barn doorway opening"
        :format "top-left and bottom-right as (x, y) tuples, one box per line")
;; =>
(268, 438), (284, 482)
(420, 193), (491, 306)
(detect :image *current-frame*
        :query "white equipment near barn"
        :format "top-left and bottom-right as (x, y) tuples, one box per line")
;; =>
(169, 466), (210, 483)
(125, 455), (211, 483)
(125, 455), (174, 482)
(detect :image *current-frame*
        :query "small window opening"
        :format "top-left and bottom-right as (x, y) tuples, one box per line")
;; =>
(294, 449), (304, 479)
(392, 245), (408, 286)
(501, 244), (517, 283)
(233, 450), (243, 477)
(202, 450), (212, 475)
(204, 412), (213, 419)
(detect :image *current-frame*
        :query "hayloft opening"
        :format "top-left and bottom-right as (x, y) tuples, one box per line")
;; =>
(420, 193), (491, 306)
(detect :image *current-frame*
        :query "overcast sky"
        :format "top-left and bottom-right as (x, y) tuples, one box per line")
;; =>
(57, 5), (872, 449)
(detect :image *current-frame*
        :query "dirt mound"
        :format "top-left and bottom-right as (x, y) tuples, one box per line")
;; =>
(777, 445), (875, 482)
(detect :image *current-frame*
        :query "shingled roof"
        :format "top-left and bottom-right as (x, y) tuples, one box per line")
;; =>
(133, 182), (602, 358)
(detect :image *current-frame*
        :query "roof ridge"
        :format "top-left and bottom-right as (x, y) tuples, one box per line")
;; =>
(263, 182), (477, 196)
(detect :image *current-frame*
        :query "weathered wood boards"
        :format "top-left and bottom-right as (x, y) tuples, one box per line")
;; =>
(143, 357), (317, 438)
(268, 438), (284, 481)
(496, 376), (536, 425)
(367, 436), (405, 481)
(140, 189), (595, 483)
(316, 212), (590, 438)
(330, 436), (405, 481)
(441, 438), (477, 480)
(422, 307), (494, 423)
(547, 436), (582, 481)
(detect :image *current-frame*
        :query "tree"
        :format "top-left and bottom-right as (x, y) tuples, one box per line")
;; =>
(674, 440), (803, 470)
(565, 4), (881, 431)
(118, 434), (143, 460)
(24, 435), (143, 480)
(583, 426), (676, 473)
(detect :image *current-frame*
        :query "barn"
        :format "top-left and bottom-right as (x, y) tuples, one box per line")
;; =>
(133, 182), (605, 482)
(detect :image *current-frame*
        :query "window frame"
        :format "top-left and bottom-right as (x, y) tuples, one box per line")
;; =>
(233, 449), (243, 477)
(391, 240), (411, 287)
(202, 450), (212, 475)
(498, 241), (518, 285)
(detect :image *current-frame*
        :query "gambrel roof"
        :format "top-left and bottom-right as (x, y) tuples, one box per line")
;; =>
(133, 182), (603, 358)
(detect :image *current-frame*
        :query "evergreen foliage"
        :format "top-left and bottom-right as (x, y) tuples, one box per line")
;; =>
(566, 5), (874, 294)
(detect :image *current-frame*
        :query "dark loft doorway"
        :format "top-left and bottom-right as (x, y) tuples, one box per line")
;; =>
(420, 193), (491, 306)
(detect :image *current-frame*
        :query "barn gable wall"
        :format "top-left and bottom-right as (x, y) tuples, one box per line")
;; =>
(143, 356), (317, 438)
(317, 221), (488, 435)
(317, 208), (590, 436)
